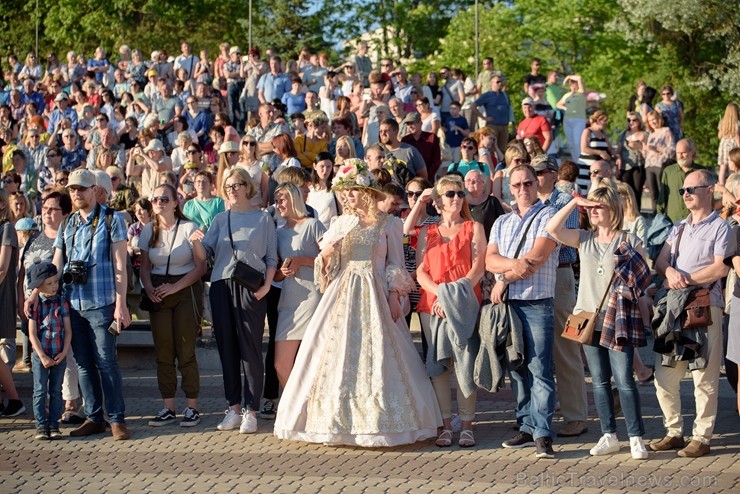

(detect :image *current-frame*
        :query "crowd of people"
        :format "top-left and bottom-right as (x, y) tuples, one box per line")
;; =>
(0, 43), (739, 460)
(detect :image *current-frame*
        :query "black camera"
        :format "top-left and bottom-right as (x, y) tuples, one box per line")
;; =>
(62, 260), (88, 285)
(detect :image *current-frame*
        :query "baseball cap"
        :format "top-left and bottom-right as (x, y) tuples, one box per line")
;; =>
(67, 169), (97, 188)
(402, 112), (421, 125)
(15, 217), (39, 232)
(54, 92), (69, 102)
(530, 154), (559, 172)
(26, 261), (58, 290)
(521, 97), (535, 106)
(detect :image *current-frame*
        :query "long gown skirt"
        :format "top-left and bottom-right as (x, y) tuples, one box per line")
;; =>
(274, 260), (442, 447)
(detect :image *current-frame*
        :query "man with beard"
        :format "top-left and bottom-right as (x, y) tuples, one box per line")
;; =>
(38, 169), (131, 440)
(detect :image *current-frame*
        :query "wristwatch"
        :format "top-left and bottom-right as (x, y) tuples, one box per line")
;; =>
(495, 273), (509, 285)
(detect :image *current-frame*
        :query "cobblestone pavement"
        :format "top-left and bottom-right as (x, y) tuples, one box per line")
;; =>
(2, 348), (739, 494)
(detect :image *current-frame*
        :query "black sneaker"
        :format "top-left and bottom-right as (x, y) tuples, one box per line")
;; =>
(180, 407), (200, 427)
(49, 428), (63, 440)
(34, 427), (50, 440)
(2, 400), (26, 417)
(502, 431), (535, 449)
(535, 437), (555, 459)
(260, 400), (277, 420)
(148, 407), (176, 426)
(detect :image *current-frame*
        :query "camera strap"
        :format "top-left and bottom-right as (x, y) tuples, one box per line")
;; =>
(69, 205), (102, 266)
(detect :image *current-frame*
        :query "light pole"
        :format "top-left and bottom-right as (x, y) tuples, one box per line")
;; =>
(248, 0), (253, 50)
(474, 0), (479, 80)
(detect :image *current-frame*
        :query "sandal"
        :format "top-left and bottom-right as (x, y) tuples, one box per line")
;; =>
(459, 429), (475, 448)
(435, 429), (453, 447)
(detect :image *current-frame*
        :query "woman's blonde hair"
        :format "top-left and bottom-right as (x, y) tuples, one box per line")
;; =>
(223, 166), (256, 200)
(587, 181), (623, 232)
(718, 102), (740, 139)
(274, 182), (308, 219)
(626, 111), (644, 131)
(340, 188), (380, 221)
(432, 174), (472, 220)
(0, 189), (10, 222)
(617, 182), (640, 221)
(335, 135), (357, 160)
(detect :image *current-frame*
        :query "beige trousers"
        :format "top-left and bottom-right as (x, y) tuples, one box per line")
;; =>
(553, 267), (588, 422)
(419, 313), (477, 421)
(654, 306), (723, 445)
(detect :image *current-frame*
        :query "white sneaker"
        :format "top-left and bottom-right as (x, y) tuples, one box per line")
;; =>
(589, 433), (620, 456)
(216, 409), (242, 431)
(630, 436), (648, 459)
(240, 410), (258, 434)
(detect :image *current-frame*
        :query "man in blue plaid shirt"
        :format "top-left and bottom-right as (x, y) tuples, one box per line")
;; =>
(51, 169), (132, 440)
(486, 163), (560, 459)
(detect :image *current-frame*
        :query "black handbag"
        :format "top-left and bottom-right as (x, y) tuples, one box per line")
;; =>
(139, 219), (180, 312)
(228, 211), (264, 292)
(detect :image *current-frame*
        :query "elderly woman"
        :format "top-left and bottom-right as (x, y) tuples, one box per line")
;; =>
(643, 111), (675, 207)
(546, 183), (650, 460)
(416, 175), (486, 448)
(191, 167), (277, 434)
(140, 184), (205, 427)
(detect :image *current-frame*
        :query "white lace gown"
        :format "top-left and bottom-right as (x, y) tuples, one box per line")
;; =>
(274, 214), (442, 447)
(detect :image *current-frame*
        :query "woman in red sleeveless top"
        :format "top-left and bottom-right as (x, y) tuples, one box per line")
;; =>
(416, 175), (486, 448)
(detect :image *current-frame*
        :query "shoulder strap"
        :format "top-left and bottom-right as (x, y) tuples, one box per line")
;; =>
(595, 232), (627, 314)
(672, 223), (686, 268)
(512, 204), (547, 259)
(59, 214), (72, 264)
(164, 219), (180, 278)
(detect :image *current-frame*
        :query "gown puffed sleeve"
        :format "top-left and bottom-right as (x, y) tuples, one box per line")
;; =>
(314, 214), (356, 293)
(385, 216), (415, 295)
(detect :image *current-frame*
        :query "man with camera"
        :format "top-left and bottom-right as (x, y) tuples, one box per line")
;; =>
(43, 169), (131, 439)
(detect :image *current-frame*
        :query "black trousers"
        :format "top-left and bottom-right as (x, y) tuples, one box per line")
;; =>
(210, 279), (266, 411)
(621, 166), (645, 211)
(263, 284), (281, 400)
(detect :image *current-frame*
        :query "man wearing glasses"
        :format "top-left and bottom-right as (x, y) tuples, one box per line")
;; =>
(652, 169), (729, 457)
(658, 138), (704, 223)
(48, 93), (78, 134)
(486, 164), (559, 459)
(32, 169), (131, 439)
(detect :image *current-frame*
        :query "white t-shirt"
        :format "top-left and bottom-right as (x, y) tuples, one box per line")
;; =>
(139, 220), (198, 276)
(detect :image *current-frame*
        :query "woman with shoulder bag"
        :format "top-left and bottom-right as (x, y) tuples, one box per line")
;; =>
(139, 184), (205, 428)
(546, 182), (651, 460)
(191, 167), (277, 434)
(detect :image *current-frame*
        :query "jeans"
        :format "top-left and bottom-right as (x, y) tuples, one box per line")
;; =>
(509, 298), (556, 439)
(563, 118), (587, 161)
(583, 343), (645, 437)
(70, 304), (126, 424)
(32, 352), (67, 429)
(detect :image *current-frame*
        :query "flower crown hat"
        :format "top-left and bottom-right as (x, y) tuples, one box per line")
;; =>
(332, 159), (385, 198)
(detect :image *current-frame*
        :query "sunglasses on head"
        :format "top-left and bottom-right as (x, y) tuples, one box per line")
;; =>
(442, 190), (465, 199)
(679, 185), (709, 196)
(151, 195), (171, 204)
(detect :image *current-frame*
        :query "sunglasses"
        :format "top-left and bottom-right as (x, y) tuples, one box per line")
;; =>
(589, 170), (602, 176)
(186, 149), (199, 154)
(442, 190), (465, 199)
(510, 180), (534, 189)
(627, 119), (639, 123)
(242, 141), (256, 146)
(535, 169), (550, 176)
(406, 190), (423, 198)
(679, 185), (710, 196)
(463, 145), (476, 150)
(223, 182), (245, 192)
(151, 195), (171, 204)
(2, 179), (14, 184)
(68, 185), (90, 192)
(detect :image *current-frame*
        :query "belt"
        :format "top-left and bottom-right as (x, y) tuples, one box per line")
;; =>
(558, 263), (573, 269)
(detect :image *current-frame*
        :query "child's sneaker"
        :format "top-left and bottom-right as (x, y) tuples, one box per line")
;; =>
(34, 427), (50, 440)
(49, 428), (63, 440)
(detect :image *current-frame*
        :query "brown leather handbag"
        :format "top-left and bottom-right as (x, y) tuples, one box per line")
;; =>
(682, 287), (712, 330)
(673, 225), (713, 330)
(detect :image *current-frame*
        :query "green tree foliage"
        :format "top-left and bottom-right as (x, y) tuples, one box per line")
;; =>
(428, 1), (735, 161)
